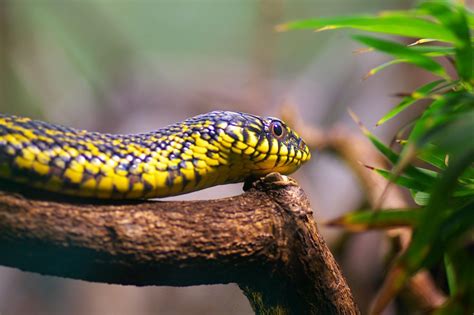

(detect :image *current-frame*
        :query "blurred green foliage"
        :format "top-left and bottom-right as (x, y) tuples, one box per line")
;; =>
(1, 0), (472, 313)
(0, 0), (408, 120)
(281, 1), (473, 314)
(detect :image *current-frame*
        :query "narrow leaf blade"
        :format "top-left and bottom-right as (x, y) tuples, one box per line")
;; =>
(326, 208), (420, 231)
(277, 15), (458, 43)
(377, 79), (445, 126)
(353, 35), (449, 78)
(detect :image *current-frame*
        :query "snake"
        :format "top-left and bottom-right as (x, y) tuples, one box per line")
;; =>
(0, 111), (310, 199)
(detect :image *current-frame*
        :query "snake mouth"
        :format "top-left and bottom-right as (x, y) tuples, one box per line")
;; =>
(282, 149), (311, 174)
(250, 146), (311, 177)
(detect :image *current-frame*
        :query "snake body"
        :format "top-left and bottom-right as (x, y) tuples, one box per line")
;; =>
(0, 111), (310, 199)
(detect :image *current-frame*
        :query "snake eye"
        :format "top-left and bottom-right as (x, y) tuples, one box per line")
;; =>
(270, 120), (287, 140)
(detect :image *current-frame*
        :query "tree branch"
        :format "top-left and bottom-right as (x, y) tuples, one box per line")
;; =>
(0, 173), (358, 315)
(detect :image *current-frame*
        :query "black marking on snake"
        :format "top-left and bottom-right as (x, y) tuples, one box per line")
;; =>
(226, 128), (240, 141)
(142, 177), (154, 193)
(274, 141), (282, 167)
(241, 128), (249, 144)
(263, 133), (273, 162)
(287, 152), (296, 166)
(206, 151), (216, 159)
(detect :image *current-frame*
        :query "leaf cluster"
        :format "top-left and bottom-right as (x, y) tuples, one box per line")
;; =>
(280, 1), (474, 314)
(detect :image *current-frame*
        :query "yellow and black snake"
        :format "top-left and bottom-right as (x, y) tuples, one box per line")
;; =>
(0, 111), (310, 199)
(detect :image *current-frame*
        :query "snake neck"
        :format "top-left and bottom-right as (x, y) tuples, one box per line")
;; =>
(0, 115), (251, 198)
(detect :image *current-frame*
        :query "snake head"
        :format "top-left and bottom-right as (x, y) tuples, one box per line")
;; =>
(210, 111), (311, 178)
(249, 115), (311, 176)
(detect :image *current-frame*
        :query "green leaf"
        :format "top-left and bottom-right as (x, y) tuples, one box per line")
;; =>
(277, 15), (458, 43)
(365, 46), (455, 78)
(438, 245), (474, 312)
(406, 92), (474, 148)
(377, 154), (474, 313)
(369, 166), (433, 192)
(426, 110), (474, 155)
(402, 150), (474, 272)
(330, 3), (474, 312)
(349, 110), (436, 184)
(433, 301), (466, 315)
(468, 10), (474, 28)
(418, 2), (473, 81)
(377, 79), (445, 126)
(387, 111), (474, 201)
(438, 200), (474, 252)
(364, 59), (405, 79)
(325, 208), (420, 231)
(413, 191), (431, 206)
(409, 45), (456, 57)
(353, 35), (449, 78)
(416, 143), (448, 170)
(369, 164), (473, 203)
(444, 253), (458, 297)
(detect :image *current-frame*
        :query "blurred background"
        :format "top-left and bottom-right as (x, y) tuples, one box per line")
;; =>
(0, 0), (444, 314)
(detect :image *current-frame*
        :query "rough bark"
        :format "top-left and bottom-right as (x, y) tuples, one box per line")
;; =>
(0, 173), (358, 315)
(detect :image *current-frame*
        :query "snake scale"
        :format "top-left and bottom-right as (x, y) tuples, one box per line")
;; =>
(0, 111), (310, 199)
